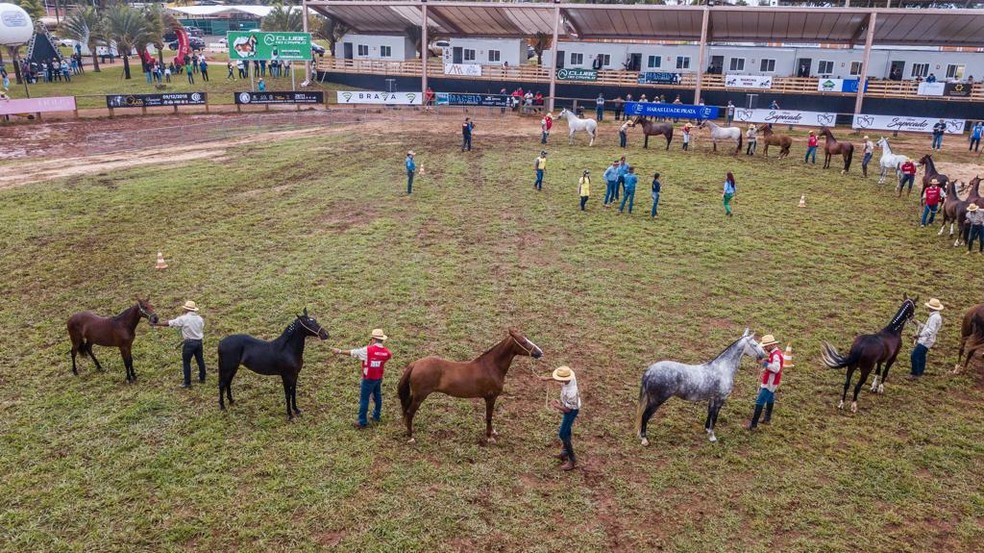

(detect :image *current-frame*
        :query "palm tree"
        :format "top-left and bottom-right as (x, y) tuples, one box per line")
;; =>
(261, 5), (303, 33)
(62, 6), (106, 73)
(315, 15), (349, 57)
(143, 4), (180, 66)
(531, 32), (552, 66)
(106, 4), (149, 80)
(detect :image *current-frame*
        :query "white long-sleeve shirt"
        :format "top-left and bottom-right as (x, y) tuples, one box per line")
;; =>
(916, 311), (943, 348)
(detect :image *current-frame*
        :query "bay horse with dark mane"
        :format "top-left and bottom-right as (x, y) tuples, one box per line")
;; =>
(936, 177), (982, 247)
(67, 297), (159, 383)
(821, 296), (916, 413)
(217, 308), (329, 420)
(398, 328), (543, 444)
(758, 124), (791, 159)
(819, 127), (854, 173)
(917, 154), (950, 198)
(633, 117), (674, 150)
(955, 303), (984, 374)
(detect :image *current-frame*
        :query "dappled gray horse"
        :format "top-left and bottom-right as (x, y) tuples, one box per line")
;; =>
(635, 329), (765, 444)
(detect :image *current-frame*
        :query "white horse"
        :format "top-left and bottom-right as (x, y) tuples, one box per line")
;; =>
(876, 137), (907, 185)
(698, 121), (743, 154)
(557, 108), (597, 146)
(635, 329), (766, 444)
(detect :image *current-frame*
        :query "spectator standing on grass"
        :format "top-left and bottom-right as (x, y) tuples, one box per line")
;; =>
(226, 61), (234, 80)
(199, 58), (209, 82)
(332, 329), (392, 429)
(723, 172), (737, 217)
(964, 204), (984, 253)
(461, 117), (474, 152)
(534, 150), (548, 191)
(805, 131), (818, 164)
(970, 121), (983, 152)
(619, 118), (631, 148)
(186, 61), (194, 84)
(538, 366), (581, 472)
(861, 136), (874, 178)
(237, 60), (245, 79)
(619, 166), (638, 214)
(745, 334), (782, 430)
(650, 172), (662, 219)
(150, 301), (206, 389)
(682, 123), (691, 151)
(578, 170), (591, 211)
(921, 179), (942, 227)
(726, 101), (735, 126)
(164, 65), (171, 83)
(603, 160), (619, 207)
(932, 119), (946, 151)
(257, 78), (266, 92)
(909, 299), (944, 380)
(615, 155), (628, 201)
(405, 151), (416, 195)
(898, 158), (917, 197)
(595, 93), (605, 121)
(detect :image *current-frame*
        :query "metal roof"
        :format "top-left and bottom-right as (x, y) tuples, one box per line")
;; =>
(307, 1), (984, 48)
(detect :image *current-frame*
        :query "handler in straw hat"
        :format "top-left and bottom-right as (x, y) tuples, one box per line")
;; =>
(541, 112), (553, 145)
(909, 298), (944, 380)
(745, 124), (758, 156)
(861, 136), (875, 178)
(332, 329), (393, 428)
(746, 334), (783, 430)
(405, 151), (416, 195)
(152, 300), (206, 388)
(538, 366), (582, 471)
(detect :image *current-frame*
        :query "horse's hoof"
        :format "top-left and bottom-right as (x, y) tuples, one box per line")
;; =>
(877, 384), (885, 394)
(837, 400), (844, 410)
(708, 434), (718, 443)
(219, 405), (226, 410)
(293, 409), (302, 416)
(850, 402), (858, 413)
(641, 437), (650, 447)
(407, 437), (416, 444)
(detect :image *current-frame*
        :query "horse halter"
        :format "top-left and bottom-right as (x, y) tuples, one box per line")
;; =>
(296, 317), (324, 337)
(511, 335), (541, 358)
(136, 302), (155, 320)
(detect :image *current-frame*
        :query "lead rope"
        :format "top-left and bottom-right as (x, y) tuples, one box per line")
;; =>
(510, 336), (551, 410)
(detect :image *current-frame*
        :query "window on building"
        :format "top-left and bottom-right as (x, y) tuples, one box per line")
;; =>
(488, 50), (501, 63)
(946, 64), (965, 80)
(911, 63), (929, 78)
(817, 60), (834, 75)
(464, 49), (476, 62)
(760, 59), (776, 72)
(380, 46), (392, 58)
(571, 53), (584, 65)
(729, 58), (745, 71)
(357, 44), (369, 56)
(849, 61), (862, 76)
(676, 56), (690, 69)
(647, 55), (661, 69)
(597, 54), (610, 67)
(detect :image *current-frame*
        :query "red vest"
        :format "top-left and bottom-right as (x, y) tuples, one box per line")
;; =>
(363, 344), (392, 380)
(925, 186), (941, 206)
(901, 162), (917, 176)
(762, 348), (784, 388)
(808, 136), (818, 147)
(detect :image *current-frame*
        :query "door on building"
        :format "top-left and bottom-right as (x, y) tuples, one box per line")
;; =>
(627, 53), (642, 72)
(889, 60), (905, 80)
(343, 42), (353, 60)
(709, 55), (724, 74)
(796, 58), (811, 77)
(556, 50), (565, 68)
(452, 47), (463, 64)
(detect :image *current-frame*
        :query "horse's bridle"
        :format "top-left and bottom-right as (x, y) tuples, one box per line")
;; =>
(511, 335), (541, 358)
(137, 302), (155, 320)
(297, 317), (325, 337)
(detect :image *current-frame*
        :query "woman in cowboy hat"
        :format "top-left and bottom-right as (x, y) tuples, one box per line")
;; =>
(746, 334), (782, 430)
(332, 329), (392, 428)
(909, 299), (944, 380)
(539, 366), (581, 471)
(405, 151), (416, 195)
(578, 170), (591, 211)
(152, 300), (206, 388)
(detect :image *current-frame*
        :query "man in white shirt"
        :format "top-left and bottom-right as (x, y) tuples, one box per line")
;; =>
(539, 366), (581, 471)
(909, 298), (944, 379)
(154, 300), (206, 388)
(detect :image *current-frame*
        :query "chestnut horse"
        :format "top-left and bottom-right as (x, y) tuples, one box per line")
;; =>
(821, 296), (916, 413)
(917, 154), (950, 198)
(67, 297), (159, 383)
(633, 117), (674, 150)
(819, 127), (854, 173)
(758, 124), (791, 159)
(955, 303), (984, 374)
(398, 328), (543, 444)
(937, 177), (980, 247)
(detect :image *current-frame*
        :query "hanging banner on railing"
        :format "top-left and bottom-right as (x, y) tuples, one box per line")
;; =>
(444, 63), (482, 77)
(733, 108), (836, 127)
(335, 91), (421, 105)
(944, 82), (972, 98)
(556, 68), (597, 81)
(0, 95), (76, 115)
(435, 93), (511, 107)
(916, 82), (945, 97)
(106, 93), (206, 108)
(852, 114), (966, 134)
(724, 75), (773, 89)
(817, 78), (864, 93)
(235, 91), (324, 105)
(637, 72), (681, 85)
(624, 101), (719, 120)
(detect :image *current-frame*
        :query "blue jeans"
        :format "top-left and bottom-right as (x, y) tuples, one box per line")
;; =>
(181, 339), (206, 385)
(650, 193), (660, 217)
(619, 130), (627, 148)
(619, 188), (635, 213)
(558, 409), (579, 461)
(755, 387), (775, 407)
(534, 169), (544, 190)
(921, 204), (938, 226)
(596, 107), (603, 121)
(967, 225), (984, 252)
(406, 170), (414, 194)
(899, 174), (915, 192)
(604, 180), (617, 205)
(805, 146), (817, 163)
(541, 131), (548, 144)
(358, 378), (382, 426)
(462, 135), (471, 151)
(862, 152), (873, 172)
(579, 195), (588, 211)
(932, 134), (943, 150)
(910, 344), (928, 376)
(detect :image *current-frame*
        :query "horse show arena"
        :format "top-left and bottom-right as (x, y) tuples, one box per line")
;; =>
(1, 109), (982, 552)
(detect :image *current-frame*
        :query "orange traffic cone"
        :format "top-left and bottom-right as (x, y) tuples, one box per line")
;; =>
(783, 344), (795, 368)
(419, 164), (425, 176)
(798, 194), (806, 208)
(155, 251), (168, 270)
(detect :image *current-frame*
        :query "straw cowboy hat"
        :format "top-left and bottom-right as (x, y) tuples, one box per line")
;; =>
(930, 178), (940, 185)
(925, 298), (944, 311)
(182, 300), (199, 312)
(809, 130), (815, 135)
(968, 204), (980, 212)
(759, 334), (779, 347)
(540, 150), (548, 156)
(863, 135), (870, 140)
(407, 150), (415, 156)
(552, 366), (575, 382)
(749, 124), (756, 130)
(371, 328), (388, 341)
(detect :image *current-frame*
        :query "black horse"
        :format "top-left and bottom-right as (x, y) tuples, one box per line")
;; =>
(821, 296), (916, 413)
(217, 308), (329, 420)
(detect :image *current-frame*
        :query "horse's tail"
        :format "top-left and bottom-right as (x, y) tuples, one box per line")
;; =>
(737, 130), (743, 151)
(844, 145), (854, 171)
(398, 363), (414, 417)
(821, 341), (859, 369)
(635, 385), (648, 439)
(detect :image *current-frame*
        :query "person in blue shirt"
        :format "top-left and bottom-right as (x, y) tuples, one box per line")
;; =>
(619, 166), (638, 214)
(461, 117), (475, 151)
(650, 172), (662, 219)
(602, 160), (619, 207)
(595, 93), (605, 121)
(615, 156), (628, 200)
(257, 78), (266, 92)
(970, 121), (983, 152)
(405, 151), (416, 194)
(723, 172), (737, 217)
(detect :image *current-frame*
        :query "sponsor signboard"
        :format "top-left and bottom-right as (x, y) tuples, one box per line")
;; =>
(724, 75), (772, 89)
(556, 68), (597, 81)
(816, 78), (864, 93)
(234, 91), (324, 105)
(852, 114), (965, 134)
(0, 95), (76, 115)
(624, 101), (719, 120)
(637, 72), (681, 85)
(733, 108), (836, 127)
(944, 82), (972, 97)
(435, 93), (511, 107)
(106, 92), (206, 108)
(444, 63), (482, 77)
(916, 82), (945, 97)
(335, 91), (421, 105)
(227, 31), (312, 61)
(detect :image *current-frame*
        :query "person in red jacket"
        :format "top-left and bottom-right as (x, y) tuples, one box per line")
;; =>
(898, 158), (917, 197)
(921, 178), (942, 227)
(746, 334), (783, 430)
(805, 131), (818, 164)
(333, 328), (392, 428)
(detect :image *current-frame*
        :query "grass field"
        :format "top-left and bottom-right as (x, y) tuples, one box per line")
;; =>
(0, 116), (982, 552)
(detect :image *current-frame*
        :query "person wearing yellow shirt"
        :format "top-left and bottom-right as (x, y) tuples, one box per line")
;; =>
(534, 151), (547, 191)
(578, 170), (591, 211)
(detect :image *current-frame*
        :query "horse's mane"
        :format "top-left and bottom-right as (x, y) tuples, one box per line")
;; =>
(479, 334), (511, 358)
(113, 303), (139, 321)
(712, 335), (747, 362)
(884, 300), (914, 333)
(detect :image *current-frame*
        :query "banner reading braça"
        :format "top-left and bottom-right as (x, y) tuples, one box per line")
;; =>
(336, 91), (421, 105)
(227, 31), (312, 62)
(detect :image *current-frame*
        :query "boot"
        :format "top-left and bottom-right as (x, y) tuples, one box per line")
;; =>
(553, 451), (569, 461)
(560, 458), (577, 471)
(761, 402), (774, 425)
(745, 404), (764, 430)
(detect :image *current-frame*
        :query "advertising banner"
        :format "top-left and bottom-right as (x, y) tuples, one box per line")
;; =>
(733, 108), (836, 127)
(624, 101), (719, 120)
(944, 82), (972, 98)
(724, 75), (773, 89)
(0, 95), (76, 115)
(637, 72), (681, 85)
(916, 82), (945, 97)
(556, 68), (597, 81)
(106, 93), (206, 108)
(435, 93), (511, 107)
(235, 91), (324, 105)
(227, 31), (312, 61)
(817, 78), (863, 93)
(444, 63), (482, 77)
(852, 114), (966, 134)
(335, 91), (421, 105)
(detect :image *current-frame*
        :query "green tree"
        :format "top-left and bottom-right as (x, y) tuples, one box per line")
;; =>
(315, 15), (349, 57)
(143, 4), (180, 66)
(14, 0), (45, 21)
(106, 4), (149, 80)
(530, 32), (552, 66)
(261, 5), (303, 33)
(62, 6), (106, 73)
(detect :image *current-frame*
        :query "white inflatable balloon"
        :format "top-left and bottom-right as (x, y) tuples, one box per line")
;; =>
(0, 3), (34, 47)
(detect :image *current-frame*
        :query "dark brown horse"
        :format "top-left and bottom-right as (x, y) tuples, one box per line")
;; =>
(821, 296), (916, 413)
(633, 117), (673, 150)
(819, 127), (854, 173)
(67, 298), (159, 383)
(917, 154), (950, 199)
(955, 304), (984, 374)
(758, 124), (791, 159)
(398, 328), (543, 444)
(937, 177), (977, 246)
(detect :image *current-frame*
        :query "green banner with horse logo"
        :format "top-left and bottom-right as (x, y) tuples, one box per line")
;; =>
(556, 68), (598, 82)
(227, 31), (312, 62)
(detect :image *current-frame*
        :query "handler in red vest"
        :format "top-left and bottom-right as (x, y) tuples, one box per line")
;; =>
(332, 328), (392, 429)
(746, 334), (783, 430)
